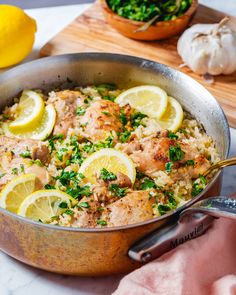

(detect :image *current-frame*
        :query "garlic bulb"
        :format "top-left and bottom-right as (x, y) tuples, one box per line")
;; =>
(177, 18), (236, 75)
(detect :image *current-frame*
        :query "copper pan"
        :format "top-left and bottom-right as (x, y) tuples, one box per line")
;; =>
(0, 53), (230, 275)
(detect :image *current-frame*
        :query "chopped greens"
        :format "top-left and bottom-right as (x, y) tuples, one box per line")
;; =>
(192, 175), (206, 197)
(11, 168), (18, 175)
(186, 159), (195, 166)
(79, 202), (90, 209)
(140, 177), (156, 190)
(100, 168), (117, 181)
(167, 131), (178, 139)
(76, 106), (86, 116)
(65, 209), (74, 215)
(131, 112), (147, 128)
(109, 184), (127, 197)
(119, 109), (128, 126)
(165, 161), (173, 173)
(119, 130), (131, 143)
(97, 219), (107, 226)
(107, 0), (192, 22)
(169, 144), (185, 162)
(59, 202), (68, 209)
(48, 134), (64, 152)
(44, 184), (55, 190)
(20, 149), (31, 158)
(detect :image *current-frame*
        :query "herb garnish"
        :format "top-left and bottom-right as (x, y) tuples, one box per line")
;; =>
(79, 202), (90, 209)
(65, 209), (74, 215)
(48, 134), (64, 152)
(165, 162), (173, 173)
(100, 168), (117, 181)
(20, 148), (31, 158)
(119, 109), (127, 126)
(97, 219), (107, 226)
(11, 168), (18, 175)
(169, 144), (184, 162)
(192, 175), (206, 197)
(59, 202), (68, 209)
(186, 160), (195, 166)
(167, 131), (178, 139)
(140, 177), (156, 190)
(109, 184), (127, 197)
(44, 184), (55, 190)
(119, 130), (131, 143)
(131, 112), (147, 128)
(76, 106), (86, 116)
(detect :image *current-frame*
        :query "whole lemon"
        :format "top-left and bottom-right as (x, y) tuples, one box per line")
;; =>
(0, 5), (37, 68)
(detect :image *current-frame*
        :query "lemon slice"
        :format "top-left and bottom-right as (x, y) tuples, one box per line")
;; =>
(9, 90), (45, 132)
(156, 96), (184, 132)
(79, 148), (136, 184)
(116, 85), (168, 119)
(18, 190), (77, 222)
(0, 174), (36, 213)
(3, 104), (56, 140)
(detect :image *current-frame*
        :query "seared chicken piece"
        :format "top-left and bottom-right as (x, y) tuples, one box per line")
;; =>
(103, 191), (155, 226)
(123, 137), (209, 177)
(175, 155), (211, 180)
(0, 157), (50, 190)
(97, 172), (132, 188)
(80, 99), (122, 142)
(0, 135), (49, 164)
(47, 90), (85, 136)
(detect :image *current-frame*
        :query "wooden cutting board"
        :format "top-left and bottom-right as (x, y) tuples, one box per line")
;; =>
(40, 2), (236, 128)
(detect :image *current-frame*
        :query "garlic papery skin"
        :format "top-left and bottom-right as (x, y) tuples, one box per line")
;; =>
(177, 18), (236, 75)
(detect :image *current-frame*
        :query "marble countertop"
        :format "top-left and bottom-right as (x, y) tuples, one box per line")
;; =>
(1, 1), (236, 294)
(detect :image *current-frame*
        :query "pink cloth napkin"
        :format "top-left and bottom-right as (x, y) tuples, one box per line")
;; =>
(113, 218), (236, 295)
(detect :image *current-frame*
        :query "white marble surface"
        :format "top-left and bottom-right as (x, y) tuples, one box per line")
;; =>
(0, 1), (236, 294)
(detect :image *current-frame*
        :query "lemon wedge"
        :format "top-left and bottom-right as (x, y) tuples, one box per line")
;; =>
(79, 148), (136, 184)
(18, 190), (77, 222)
(0, 174), (36, 213)
(3, 104), (56, 140)
(156, 96), (184, 132)
(116, 85), (168, 119)
(9, 90), (45, 132)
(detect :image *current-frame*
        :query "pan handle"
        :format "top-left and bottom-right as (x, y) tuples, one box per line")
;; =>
(128, 196), (236, 263)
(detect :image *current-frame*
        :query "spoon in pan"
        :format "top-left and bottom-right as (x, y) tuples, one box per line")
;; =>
(203, 156), (236, 177)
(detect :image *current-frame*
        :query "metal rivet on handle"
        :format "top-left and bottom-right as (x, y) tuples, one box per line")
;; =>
(141, 252), (152, 263)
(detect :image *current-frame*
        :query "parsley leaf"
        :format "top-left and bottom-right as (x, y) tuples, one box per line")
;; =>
(76, 106), (86, 116)
(169, 144), (185, 162)
(192, 175), (206, 197)
(165, 162), (173, 173)
(79, 202), (90, 209)
(48, 134), (64, 152)
(59, 202), (68, 209)
(20, 149), (31, 158)
(100, 168), (117, 181)
(186, 160), (195, 166)
(97, 219), (107, 226)
(119, 130), (131, 143)
(131, 112), (147, 128)
(119, 109), (127, 126)
(44, 184), (55, 190)
(140, 177), (156, 190)
(109, 184), (127, 197)
(167, 131), (178, 139)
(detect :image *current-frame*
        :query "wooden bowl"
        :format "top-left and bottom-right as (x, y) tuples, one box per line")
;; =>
(100, 0), (198, 41)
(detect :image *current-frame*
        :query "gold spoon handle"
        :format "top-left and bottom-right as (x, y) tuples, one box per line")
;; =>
(203, 156), (236, 177)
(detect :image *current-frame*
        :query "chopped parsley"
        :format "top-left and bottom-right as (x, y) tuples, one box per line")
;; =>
(20, 149), (31, 158)
(119, 109), (127, 126)
(79, 202), (90, 209)
(109, 184), (127, 198)
(169, 144), (185, 162)
(156, 192), (177, 216)
(76, 106), (86, 116)
(186, 160), (195, 166)
(56, 147), (68, 161)
(140, 177), (156, 190)
(97, 219), (107, 226)
(65, 209), (74, 215)
(59, 202), (68, 209)
(44, 184), (55, 190)
(178, 128), (187, 134)
(102, 111), (111, 116)
(131, 112), (147, 128)
(136, 171), (145, 180)
(48, 134), (64, 152)
(119, 130), (131, 143)
(20, 164), (25, 173)
(192, 175), (206, 197)
(31, 159), (43, 167)
(66, 185), (92, 199)
(167, 131), (178, 139)
(165, 162), (173, 173)
(100, 168), (117, 181)
(0, 172), (6, 179)
(11, 168), (18, 175)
